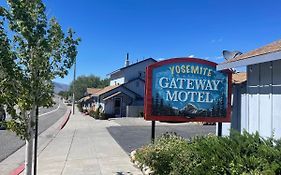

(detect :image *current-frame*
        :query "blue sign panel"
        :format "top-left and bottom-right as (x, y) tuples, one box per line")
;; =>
(150, 60), (229, 118)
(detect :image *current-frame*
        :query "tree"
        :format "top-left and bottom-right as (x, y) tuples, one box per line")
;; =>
(0, 1), (80, 174)
(68, 75), (109, 101)
(58, 90), (71, 99)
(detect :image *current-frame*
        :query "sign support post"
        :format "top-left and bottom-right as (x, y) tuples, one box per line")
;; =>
(151, 121), (155, 143)
(217, 122), (222, 137)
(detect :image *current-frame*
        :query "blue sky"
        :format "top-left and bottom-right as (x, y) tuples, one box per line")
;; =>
(3, 0), (281, 84)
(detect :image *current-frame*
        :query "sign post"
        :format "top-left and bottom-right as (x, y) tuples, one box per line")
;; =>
(151, 121), (155, 143)
(145, 57), (232, 125)
(217, 122), (222, 137)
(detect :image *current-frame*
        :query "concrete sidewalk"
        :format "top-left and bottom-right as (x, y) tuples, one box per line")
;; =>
(22, 110), (142, 175)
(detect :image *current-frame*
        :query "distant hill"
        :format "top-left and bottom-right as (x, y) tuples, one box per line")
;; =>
(53, 82), (69, 94)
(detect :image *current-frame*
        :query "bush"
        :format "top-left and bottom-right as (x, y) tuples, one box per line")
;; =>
(134, 131), (281, 175)
(89, 105), (107, 119)
(88, 105), (101, 119)
(99, 112), (115, 120)
(82, 109), (87, 113)
(135, 133), (190, 175)
(99, 112), (108, 120)
(88, 110), (96, 117)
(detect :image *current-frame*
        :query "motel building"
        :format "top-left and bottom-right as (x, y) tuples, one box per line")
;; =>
(80, 55), (156, 117)
(217, 39), (281, 139)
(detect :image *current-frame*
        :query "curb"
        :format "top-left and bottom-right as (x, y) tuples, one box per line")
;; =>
(60, 109), (71, 130)
(9, 109), (72, 175)
(9, 164), (24, 175)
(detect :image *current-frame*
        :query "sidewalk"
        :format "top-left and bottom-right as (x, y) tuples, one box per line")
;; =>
(0, 108), (70, 175)
(22, 110), (142, 175)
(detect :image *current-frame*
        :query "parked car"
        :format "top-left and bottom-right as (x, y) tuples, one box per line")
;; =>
(64, 100), (72, 106)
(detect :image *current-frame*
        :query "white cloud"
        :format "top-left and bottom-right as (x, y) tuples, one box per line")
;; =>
(215, 56), (223, 60)
(203, 56), (224, 62)
(211, 38), (223, 43)
(188, 54), (195, 58)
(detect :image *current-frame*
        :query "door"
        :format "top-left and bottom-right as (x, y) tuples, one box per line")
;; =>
(114, 98), (121, 117)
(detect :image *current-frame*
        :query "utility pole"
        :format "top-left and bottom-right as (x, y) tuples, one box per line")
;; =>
(72, 58), (76, 115)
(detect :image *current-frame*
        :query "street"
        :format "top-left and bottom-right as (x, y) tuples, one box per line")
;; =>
(107, 118), (216, 154)
(0, 96), (67, 162)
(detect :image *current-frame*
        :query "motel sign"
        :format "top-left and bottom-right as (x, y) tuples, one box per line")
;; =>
(144, 58), (232, 122)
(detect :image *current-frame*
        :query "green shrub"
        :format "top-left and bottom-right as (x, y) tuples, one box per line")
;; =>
(135, 131), (281, 175)
(93, 110), (100, 119)
(99, 112), (108, 120)
(88, 110), (95, 118)
(135, 133), (190, 175)
(99, 112), (114, 120)
(89, 105), (102, 119)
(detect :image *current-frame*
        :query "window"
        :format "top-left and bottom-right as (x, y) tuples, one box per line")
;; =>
(136, 81), (140, 87)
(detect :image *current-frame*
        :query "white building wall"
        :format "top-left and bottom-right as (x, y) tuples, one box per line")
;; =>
(247, 64), (260, 134)
(272, 60), (281, 138)
(110, 77), (125, 85)
(245, 61), (280, 138)
(109, 59), (155, 85)
(220, 60), (281, 139)
(259, 62), (272, 137)
(240, 93), (248, 131)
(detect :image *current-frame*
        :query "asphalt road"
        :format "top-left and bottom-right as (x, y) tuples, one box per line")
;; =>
(0, 96), (67, 162)
(107, 118), (216, 154)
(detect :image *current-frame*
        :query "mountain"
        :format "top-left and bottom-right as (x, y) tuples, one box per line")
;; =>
(181, 103), (198, 114)
(180, 103), (207, 117)
(53, 82), (69, 94)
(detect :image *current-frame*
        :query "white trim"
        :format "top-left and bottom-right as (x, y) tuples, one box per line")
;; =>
(217, 51), (281, 70)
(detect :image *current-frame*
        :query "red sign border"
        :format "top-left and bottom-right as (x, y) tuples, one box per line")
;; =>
(144, 57), (232, 122)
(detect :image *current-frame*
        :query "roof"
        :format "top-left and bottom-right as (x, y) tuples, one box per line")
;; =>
(103, 92), (123, 101)
(231, 40), (281, 62)
(217, 39), (281, 70)
(232, 72), (247, 84)
(92, 85), (121, 96)
(78, 96), (91, 102)
(91, 81), (142, 99)
(86, 88), (102, 95)
(107, 58), (157, 76)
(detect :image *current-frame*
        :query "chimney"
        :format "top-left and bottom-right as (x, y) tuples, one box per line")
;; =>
(124, 53), (130, 67)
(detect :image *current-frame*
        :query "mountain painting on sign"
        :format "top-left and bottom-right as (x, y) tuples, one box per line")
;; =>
(144, 58), (232, 123)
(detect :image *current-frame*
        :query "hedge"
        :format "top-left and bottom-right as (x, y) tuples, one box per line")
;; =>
(134, 131), (281, 175)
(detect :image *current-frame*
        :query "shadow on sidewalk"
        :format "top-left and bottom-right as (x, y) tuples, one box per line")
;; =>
(107, 125), (215, 154)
